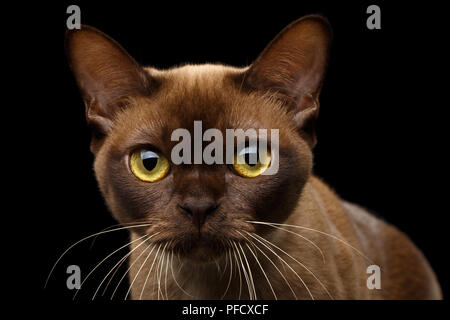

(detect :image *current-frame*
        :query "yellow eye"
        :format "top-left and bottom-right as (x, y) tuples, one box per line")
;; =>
(129, 149), (170, 182)
(233, 146), (271, 178)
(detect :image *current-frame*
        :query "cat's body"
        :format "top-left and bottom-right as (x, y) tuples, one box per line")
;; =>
(66, 16), (442, 299)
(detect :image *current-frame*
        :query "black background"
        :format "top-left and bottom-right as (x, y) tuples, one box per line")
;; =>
(27, 0), (448, 308)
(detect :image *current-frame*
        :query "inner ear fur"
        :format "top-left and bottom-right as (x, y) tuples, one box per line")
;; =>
(243, 15), (332, 147)
(65, 25), (157, 151)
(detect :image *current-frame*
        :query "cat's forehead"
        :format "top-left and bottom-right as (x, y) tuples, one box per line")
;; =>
(136, 64), (286, 126)
(149, 64), (239, 122)
(149, 64), (250, 124)
(109, 64), (294, 150)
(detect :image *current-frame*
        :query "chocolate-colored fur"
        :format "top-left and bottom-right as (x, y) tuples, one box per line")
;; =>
(66, 16), (442, 299)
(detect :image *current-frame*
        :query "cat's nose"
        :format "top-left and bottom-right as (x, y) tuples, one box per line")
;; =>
(178, 199), (220, 231)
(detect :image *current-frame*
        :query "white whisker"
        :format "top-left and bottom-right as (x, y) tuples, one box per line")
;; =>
(242, 238), (277, 300)
(246, 234), (297, 299)
(157, 242), (169, 300)
(232, 241), (253, 300)
(164, 243), (171, 299)
(220, 249), (233, 300)
(254, 231), (333, 299)
(221, 246), (229, 280)
(93, 232), (160, 300)
(45, 223), (152, 288)
(139, 243), (162, 300)
(124, 241), (158, 300)
(110, 235), (153, 300)
(73, 233), (149, 300)
(229, 240), (242, 300)
(248, 220), (373, 265)
(260, 224), (325, 263)
(246, 232), (314, 300)
(170, 250), (194, 297)
(238, 242), (257, 300)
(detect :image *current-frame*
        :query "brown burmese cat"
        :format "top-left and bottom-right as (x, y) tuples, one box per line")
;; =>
(66, 15), (442, 299)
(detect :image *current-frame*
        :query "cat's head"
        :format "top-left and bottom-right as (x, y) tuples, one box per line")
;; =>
(66, 15), (331, 262)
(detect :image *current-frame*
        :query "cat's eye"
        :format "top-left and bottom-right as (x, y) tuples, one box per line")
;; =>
(233, 145), (271, 178)
(129, 149), (170, 182)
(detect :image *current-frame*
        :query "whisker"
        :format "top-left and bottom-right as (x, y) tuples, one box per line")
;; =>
(246, 232), (314, 300)
(238, 242), (257, 300)
(164, 242), (171, 299)
(220, 248), (233, 300)
(221, 243), (229, 280)
(124, 241), (158, 300)
(139, 243), (162, 300)
(214, 259), (221, 274)
(248, 221), (374, 265)
(246, 234), (297, 299)
(255, 231), (333, 299)
(258, 224), (325, 263)
(232, 241), (253, 300)
(109, 235), (154, 300)
(73, 233), (149, 300)
(157, 242), (169, 300)
(237, 230), (277, 300)
(229, 240), (242, 300)
(92, 232), (160, 300)
(101, 253), (128, 297)
(170, 249), (194, 298)
(155, 245), (163, 300)
(88, 223), (125, 250)
(246, 242), (276, 300)
(177, 259), (184, 274)
(88, 220), (157, 250)
(45, 223), (152, 288)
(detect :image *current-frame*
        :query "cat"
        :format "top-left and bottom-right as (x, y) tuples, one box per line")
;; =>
(65, 15), (442, 299)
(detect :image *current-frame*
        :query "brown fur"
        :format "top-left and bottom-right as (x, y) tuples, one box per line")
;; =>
(66, 16), (442, 299)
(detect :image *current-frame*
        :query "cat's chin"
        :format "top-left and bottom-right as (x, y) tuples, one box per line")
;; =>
(176, 238), (225, 264)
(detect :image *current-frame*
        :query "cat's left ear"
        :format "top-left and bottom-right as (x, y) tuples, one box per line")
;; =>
(243, 15), (332, 148)
(65, 25), (156, 153)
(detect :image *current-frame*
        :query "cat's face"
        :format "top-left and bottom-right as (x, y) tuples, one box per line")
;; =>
(93, 65), (312, 261)
(66, 16), (331, 262)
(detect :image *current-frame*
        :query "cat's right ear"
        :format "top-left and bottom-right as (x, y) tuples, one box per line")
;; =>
(65, 25), (155, 153)
(242, 15), (332, 148)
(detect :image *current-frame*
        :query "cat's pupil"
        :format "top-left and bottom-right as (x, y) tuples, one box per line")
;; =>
(141, 151), (159, 171)
(245, 152), (258, 167)
(143, 157), (158, 171)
